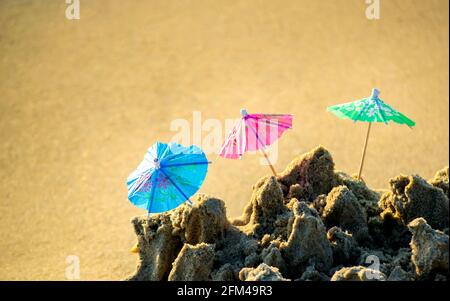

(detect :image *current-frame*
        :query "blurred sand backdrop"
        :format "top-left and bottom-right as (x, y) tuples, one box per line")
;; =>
(0, 0), (448, 280)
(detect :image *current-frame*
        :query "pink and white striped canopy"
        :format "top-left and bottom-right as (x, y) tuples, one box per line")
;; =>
(219, 109), (293, 159)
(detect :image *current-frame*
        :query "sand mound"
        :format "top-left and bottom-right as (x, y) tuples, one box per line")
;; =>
(126, 147), (449, 281)
(429, 166), (449, 196)
(379, 174), (449, 230)
(127, 214), (181, 281)
(171, 194), (229, 245)
(232, 176), (287, 238)
(331, 266), (386, 281)
(408, 218), (449, 280)
(277, 146), (339, 201)
(168, 243), (215, 281)
(322, 186), (369, 243)
(278, 201), (332, 276)
(327, 227), (359, 266)
(239, 263), (289, 281)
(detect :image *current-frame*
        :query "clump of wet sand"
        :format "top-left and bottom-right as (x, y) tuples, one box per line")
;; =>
(126, 147), (449, 281)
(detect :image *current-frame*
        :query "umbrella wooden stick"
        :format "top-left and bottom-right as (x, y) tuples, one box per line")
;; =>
(245, 117), (278, 177)
(358, 122), (372, 180)
(260, 147), (277, 177)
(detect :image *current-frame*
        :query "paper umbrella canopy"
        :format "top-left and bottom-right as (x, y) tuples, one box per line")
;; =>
(327, 88), (415, 179)
(219, 109), (293, 159)
(219, 109), (293, 176)
(327, 88), (415, 127)
(126, 142), (210, 213)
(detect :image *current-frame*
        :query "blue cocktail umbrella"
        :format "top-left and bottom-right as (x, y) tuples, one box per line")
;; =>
(127, 142), (210, 214)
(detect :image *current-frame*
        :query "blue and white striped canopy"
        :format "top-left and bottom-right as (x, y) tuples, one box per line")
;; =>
(127, 142), (209, 213)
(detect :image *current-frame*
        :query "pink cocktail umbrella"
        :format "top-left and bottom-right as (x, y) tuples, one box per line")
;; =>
(219, 109), (293, 176)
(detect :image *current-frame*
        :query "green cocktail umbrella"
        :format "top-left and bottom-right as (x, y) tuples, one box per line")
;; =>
(327, 88), (415, 179)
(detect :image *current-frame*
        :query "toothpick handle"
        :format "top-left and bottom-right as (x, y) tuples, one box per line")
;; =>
(358, 122), (372, 180)
(260, 148), (277, 177)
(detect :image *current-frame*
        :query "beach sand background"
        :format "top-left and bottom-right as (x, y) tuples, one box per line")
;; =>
(0, 0), (448, 280)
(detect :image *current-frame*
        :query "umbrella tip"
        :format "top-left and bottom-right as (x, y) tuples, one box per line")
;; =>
(153, 158), (160, 169)
(371, 88), (380, 99)
(240, 108), (248, 116)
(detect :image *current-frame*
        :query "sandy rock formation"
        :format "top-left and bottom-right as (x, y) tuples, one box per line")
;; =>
(279, 201), (333, 275)
(126, 147), (449, 282)
(261, 244), (287, 274)
(127, 195), (228, 280)
(331, 266), (386, 281)
(277, 146), (339, 201)
(310, 194), (327, 215)
(239, 263), (289, 281)
(379, 175), (449, 230)
(335, 172), (381, 217)
(127, 214), (181, 280)
(387, 266), (413, 281)
(233, 176), (288, 239)
(335, 172), (380, 203)
(381, 248), (413, 277)
(429, 166), (449, 196)
(214, 227), (259, 271)
(327, 226), (359, 265)
(408, 218), (449, 280)
(168, 243), (215, 281)
(322, 186), (369, 242)
(211, 263), (236, 281)
(368, 214), (412, 250)
(298, 265), (330, 281)
(171, 194), (229, 244)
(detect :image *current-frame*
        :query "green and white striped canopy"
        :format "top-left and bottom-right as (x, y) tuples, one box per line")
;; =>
(327, 89), (415, 127)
